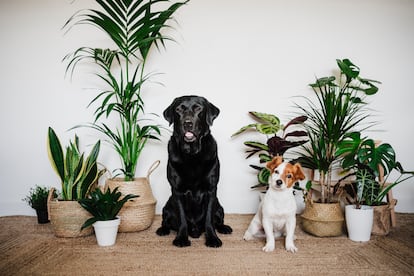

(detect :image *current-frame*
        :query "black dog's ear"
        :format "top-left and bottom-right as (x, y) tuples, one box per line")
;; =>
(206, 101), (220, 126)
(163, 99), (176, 126)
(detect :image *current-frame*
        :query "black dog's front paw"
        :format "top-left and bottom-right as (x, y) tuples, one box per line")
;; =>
(173, 236), (191, 247)
(216, 224), (233, 235)
(205, 236), (222, 248)
(156, 226), (170, 236)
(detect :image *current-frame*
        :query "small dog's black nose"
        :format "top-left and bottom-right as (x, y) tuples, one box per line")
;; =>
(276, 180), (283, 186)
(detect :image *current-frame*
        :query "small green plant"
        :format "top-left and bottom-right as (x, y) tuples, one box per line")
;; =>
(336, 132), (414, 208)
(23, 185), (56, 210)
(232, 112), (307, 188)
(47, 127), (102, 200)
(78, 187), (139, 229)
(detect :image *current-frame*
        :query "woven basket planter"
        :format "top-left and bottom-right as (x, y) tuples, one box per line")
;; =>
(47, 188), (93, 238)
(105, 161), (159, 232)
(301, 201), (344, 237)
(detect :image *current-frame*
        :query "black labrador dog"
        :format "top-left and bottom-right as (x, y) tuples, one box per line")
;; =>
(156, 95), (232, 247)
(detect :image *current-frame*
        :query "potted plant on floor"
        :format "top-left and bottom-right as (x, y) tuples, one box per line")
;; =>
(63, 0), (188, 232)
(79, 186), (138, 246)
(295, 58), (381, 237)
(232, 112), (308, 213)
(336, 132), (414, 238)
(232, 112), (308, 189)
(47, 127), (103, 237)
(23, 185), (57, 224)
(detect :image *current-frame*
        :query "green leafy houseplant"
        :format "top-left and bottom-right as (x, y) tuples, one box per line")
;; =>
(47, 127), (102, 200)
(336, 132), (414, 208)
(23, 185), (56, 211)
(296, 59), (381, 203)
(232, 111), (308, 188)
(64, 0), (188, 181)
(79, 186), (139, 229)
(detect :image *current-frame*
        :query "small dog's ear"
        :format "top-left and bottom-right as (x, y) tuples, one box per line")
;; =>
(293, 163), (306, 181)
(266, 156), (283, 171)
(163, 98), (177, 125)
(206, 101), (220, 126)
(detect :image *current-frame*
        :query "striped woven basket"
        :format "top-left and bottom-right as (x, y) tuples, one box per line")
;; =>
(47, 188), (93, 238)
(105, 161), (159, 232)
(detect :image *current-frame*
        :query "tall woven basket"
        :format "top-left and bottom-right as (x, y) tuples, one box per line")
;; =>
(106, 160), (159, 232)
(47, 188), (93, 238)
(300, 201), (344, 237)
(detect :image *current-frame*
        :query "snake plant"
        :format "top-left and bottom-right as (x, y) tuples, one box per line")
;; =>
(63, 0), (188, 181)
(47, 127), (102, 200)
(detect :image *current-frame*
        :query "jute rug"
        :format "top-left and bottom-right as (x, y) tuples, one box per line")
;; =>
(0, 214), (413, 275)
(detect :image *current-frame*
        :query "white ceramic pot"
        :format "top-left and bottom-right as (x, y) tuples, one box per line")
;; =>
(345, 205), (373, 242)
(93, 217), (121, 246)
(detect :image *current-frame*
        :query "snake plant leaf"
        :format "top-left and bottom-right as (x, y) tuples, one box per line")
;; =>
(47, 127), (65, 182)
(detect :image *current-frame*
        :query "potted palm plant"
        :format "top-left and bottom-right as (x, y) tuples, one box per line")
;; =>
(23, 185), (56, 224)
(336, 132), (414, 238)
(79, 187), (138, 246)
(47, 127), (103, 237)
(296, 58), (381, 237)
(63, 0), (188, 232)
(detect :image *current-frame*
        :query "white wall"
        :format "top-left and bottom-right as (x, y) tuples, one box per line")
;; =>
(1, 0), (413, 216)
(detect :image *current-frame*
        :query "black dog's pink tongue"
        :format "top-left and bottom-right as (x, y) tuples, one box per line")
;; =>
(185, 132), (194, 139)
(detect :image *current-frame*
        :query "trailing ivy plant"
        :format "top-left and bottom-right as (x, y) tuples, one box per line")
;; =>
(64, 0), (188, 181)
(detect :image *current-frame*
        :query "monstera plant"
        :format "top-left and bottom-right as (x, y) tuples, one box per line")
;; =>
(64, 0), (188, 181)
(232, 112), (308, 188)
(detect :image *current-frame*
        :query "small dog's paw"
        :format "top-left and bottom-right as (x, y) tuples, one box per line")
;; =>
(216, 224), (233, 235)
(173, 237), (191, 247)
(243, 231), (253, 241)
(205, 236), (222, 248)
(156, 226), (170, 236)
(286, 244), (298, 253)
(262, 244), (275, 252)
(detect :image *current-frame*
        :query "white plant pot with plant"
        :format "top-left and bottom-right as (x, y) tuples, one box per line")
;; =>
(93, 217), (121, 247)
(345, 204), (373, 242)
(79, 186), (138, 247)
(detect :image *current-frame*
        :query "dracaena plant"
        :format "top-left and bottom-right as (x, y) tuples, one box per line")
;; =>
(79, 186), (139, 229)
(296, 58), (381, 203)
(64, 0), (188, 181)
(47, 127), (102, 200)
(232, 112), (308, 188)
(335, 132), (414, 208)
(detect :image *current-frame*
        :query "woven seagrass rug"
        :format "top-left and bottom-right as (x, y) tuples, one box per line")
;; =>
(1, 213), (413, 275)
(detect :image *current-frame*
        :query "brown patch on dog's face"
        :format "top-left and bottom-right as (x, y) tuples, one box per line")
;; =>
(266, 156), (306, 189)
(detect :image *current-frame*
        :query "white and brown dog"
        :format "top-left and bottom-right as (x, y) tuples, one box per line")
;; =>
(243, 156), (306, 253)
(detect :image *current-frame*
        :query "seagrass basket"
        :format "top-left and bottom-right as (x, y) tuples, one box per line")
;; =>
(105, 161), (159, 232)
(47, 188), (93, 238)
(301, 201), (344, 237)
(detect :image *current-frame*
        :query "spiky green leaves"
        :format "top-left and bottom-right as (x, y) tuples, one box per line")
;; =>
(47, 127), (101, 200)
(79, 186), (139, 229)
